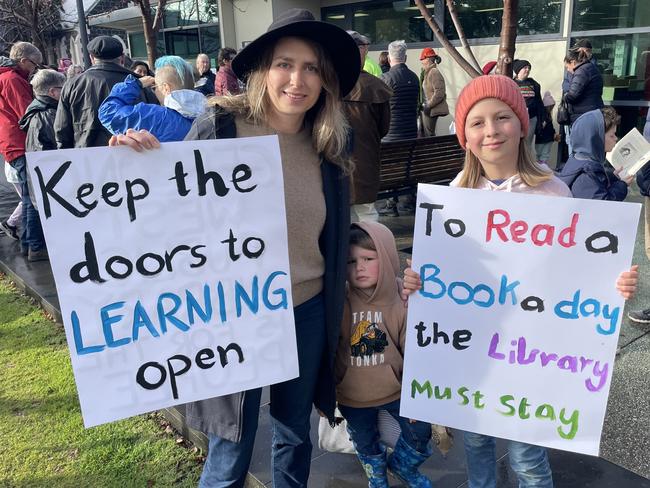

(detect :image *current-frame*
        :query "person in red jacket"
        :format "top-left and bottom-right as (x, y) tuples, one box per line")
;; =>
(0, 41), (48, 261)
(214, 47), (241, 96)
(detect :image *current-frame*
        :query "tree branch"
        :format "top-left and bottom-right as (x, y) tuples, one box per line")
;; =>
(415, 0), (482, 78)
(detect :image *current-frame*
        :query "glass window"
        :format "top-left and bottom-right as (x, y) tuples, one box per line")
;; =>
(322, 1), (435, 44)
(322, 5), (347, 32)
(443, 0), (561, 39)
(128, 32), (165, 59)
(573, 33), (650, 135)
(200, 25), (221, 66)
(164, 0), (199, 28)
(164, 29), (200, 59)
(572, 0), (650, 31)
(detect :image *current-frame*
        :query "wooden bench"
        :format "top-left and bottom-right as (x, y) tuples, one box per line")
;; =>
(377, 134), (465, 199)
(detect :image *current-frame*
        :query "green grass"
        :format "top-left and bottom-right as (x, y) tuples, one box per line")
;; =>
(0, 275), (203, 487)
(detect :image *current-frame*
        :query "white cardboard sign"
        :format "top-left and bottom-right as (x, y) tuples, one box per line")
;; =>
(401, 184), (640, 455)
(27, 136), (298, 427)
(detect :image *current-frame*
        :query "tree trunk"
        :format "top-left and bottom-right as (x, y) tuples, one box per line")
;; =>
(415, 0), (482, 78)
(137, 0), (158, 68)
(445, 0), (482, 73)
(497, 0), (518, 77)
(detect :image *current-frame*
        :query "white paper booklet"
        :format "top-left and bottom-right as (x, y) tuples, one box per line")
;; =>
(606, 128), (650, 178)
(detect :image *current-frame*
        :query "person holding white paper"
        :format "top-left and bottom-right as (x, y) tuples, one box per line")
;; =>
(401, 75), (638, 488)
(109, 9), (359, 487)
(558, 107), (632, 201)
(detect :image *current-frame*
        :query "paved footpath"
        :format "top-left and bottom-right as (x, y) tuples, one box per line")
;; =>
(1, 173), (649, 487)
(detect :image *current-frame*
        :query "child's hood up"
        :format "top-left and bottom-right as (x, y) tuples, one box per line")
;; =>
(570, 109), (605, 163)
(164, 89), (206, 119)
(350, 221), (401, 305)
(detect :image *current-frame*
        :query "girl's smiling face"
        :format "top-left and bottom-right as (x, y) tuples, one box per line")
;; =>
(464, 98), (524, 176)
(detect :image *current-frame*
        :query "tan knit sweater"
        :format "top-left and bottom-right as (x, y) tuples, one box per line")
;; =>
(235, 116), (325, 306)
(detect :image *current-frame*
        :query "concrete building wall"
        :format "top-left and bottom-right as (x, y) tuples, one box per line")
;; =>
(366, 40), (568, 139)
(232, 0), (274, 48)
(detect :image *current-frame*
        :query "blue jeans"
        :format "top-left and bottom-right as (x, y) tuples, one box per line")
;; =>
(463, 432), (553, 488)
(10, 156), (45, 252)
(199, 293), (326, 488)
(339, 399), (432, 455)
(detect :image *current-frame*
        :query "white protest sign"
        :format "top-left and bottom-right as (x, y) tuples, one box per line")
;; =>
(27, 136), (298, 427)
(400, 184), (640, 456)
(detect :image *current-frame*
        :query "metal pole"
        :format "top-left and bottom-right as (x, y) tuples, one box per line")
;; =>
(75, 0), (92, 69)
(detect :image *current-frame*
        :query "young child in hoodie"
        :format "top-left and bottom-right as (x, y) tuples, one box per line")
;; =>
(99, 55), (205, 142)
(558, 107), (633, 200)
(402, 75), (638, 488)
(336, 221), (433, 488)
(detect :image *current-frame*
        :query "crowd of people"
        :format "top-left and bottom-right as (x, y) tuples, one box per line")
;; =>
(0, 8), (647, 488)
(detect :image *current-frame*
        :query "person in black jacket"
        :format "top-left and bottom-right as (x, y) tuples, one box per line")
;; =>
(379, 40), (420, 215)
(562, 49), (604, 157)
(19, 68), (64, 152)
(54, 36), (158, 148)
(381, 40), (419, 142)
(195, 53), (215, 96)
(512, 59), (544, 148)
(12, 69), (65, 261)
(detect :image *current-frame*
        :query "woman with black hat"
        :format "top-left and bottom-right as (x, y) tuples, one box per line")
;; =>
(111, 9), (359, 487)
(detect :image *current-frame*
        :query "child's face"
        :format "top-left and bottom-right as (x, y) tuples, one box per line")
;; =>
(465, 98), (524, 169)
(347, 245), (380, 292)
(605, 126), (618, 153)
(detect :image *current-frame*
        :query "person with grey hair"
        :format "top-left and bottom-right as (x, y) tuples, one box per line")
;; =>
(66, 64), (83, 80)
(0, 41), (46, 259)
(54, 35), (157, 148)
(20, 69), (65, 151)
(378, 40), (420, 215)
(195, 52), (215, 96)
(347, 30), (382, 77)
(9, 68), (67, 261)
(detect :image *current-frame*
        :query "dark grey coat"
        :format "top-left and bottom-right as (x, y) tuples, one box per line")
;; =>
(564, 61), (604, 124)
(19, 95), (58, 152)
(380, 63), (420, 142)
(182, 108), (350, 442)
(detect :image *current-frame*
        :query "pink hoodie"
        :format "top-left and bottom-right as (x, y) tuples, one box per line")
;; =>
(450, 169), (571, 197)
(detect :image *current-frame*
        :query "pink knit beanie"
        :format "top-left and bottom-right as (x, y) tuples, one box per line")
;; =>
(455, 75), (529, 149)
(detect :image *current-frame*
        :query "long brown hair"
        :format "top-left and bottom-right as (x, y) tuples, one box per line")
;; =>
(456, 139), (553, 188)
(209, 37), (352, 171)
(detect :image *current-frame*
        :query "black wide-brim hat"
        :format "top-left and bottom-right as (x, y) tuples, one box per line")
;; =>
(232, 8), (361, 97)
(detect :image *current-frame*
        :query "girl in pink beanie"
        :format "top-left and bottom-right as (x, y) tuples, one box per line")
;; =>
(452, 75), (567, 193)
(402, 74), (639, 487)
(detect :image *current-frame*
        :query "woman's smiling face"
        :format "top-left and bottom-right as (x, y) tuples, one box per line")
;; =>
(265, 37), (322, 128)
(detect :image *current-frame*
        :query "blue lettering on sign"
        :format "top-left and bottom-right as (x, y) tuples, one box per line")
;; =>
(419, 263), (518, 309)
(553, 290), (620, 335)
(71, 270), (289, 356)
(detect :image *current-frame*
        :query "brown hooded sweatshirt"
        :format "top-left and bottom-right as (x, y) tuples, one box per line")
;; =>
(335, 222), (406, 408)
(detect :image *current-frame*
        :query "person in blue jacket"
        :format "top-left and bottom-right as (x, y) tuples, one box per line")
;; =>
(99, 55), (205, 142)
(558, 107), (633, 200)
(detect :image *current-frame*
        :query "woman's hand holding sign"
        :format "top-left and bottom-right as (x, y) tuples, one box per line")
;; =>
(109, 129), (160, 152)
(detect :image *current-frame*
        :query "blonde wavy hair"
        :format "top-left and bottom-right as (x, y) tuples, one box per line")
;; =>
(208, 37), (352, 171)
(456, 137), (553, 189)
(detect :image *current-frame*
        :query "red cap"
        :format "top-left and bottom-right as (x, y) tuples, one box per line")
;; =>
(482, 61), (497, 75)
(420, 47), (437, 60)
